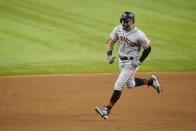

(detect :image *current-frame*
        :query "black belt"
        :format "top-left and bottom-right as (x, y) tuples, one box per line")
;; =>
(119, 55), (133, 60)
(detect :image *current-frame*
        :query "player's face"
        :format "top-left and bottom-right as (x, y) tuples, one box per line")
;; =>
(121, 19), (133, 31)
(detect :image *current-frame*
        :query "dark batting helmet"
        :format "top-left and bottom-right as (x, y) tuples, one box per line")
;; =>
(120, 11), (135, 23)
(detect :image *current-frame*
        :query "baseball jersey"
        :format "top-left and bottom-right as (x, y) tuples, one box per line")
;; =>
(109, 25), (151, 59)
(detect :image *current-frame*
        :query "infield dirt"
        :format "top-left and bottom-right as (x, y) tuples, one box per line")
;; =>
(0, 72), (196, 131)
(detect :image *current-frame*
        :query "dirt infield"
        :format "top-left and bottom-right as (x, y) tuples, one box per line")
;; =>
(0, 72), (196, 131)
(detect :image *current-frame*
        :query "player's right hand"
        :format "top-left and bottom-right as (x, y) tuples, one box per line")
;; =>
(131, 60), (141, 68)
(107, 55), (116, 64)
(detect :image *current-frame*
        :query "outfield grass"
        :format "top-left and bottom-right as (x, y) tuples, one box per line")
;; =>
(0, 0), (196, 75)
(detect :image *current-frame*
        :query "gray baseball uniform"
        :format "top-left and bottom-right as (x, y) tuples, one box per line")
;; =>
(94, 11), (161, 120)
(109, 24), (151, 91)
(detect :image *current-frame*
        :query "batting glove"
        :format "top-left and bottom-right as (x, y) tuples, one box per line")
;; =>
(107, 55), (116, 64)
(131, 60), (141, 68)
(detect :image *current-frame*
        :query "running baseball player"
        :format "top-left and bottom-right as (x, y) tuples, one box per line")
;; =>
(95, 11), (161, 119)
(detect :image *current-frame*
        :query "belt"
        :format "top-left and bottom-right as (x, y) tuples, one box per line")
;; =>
(119, 55), (133, 60)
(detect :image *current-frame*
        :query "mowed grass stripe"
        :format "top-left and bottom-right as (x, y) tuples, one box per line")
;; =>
(0, 27), (59, 50)
(10, 0), (110, 33)
(119, 0), (196, 22)
(0, 3), (98, 48)
(1, 1), (108, 45)
(0, 4), (73, 30)
(135, 9), (196, 46)
(0, 2), (106, 61)
(0, 13), (80, 44)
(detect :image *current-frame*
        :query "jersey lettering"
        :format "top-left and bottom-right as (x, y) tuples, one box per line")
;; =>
(119, 36), (137, 47)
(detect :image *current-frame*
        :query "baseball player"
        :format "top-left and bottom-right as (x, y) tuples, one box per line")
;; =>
(95, 11), (161, 119)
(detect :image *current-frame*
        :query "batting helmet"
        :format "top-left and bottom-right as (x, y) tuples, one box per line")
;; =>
(120, 11), (135, 23)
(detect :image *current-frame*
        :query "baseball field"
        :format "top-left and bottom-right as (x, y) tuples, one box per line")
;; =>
(0, 0), (196, 130)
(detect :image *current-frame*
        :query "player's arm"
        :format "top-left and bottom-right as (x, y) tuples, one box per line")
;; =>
(131, 34), (151, 68)
(106, 26), (119, 64)
(106, 38), (116, 64)
(139, 46), (151, 63)
(139, 33), (151, 63)
(107, 38), (115, 56)
(132, 46), (151, 68)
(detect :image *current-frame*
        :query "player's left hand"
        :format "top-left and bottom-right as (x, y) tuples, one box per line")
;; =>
(131, 60), (141, 68)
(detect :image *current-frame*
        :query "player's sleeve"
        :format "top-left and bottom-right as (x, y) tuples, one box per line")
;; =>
(108, 26), (119, 42)
(139, 33), (151, 49)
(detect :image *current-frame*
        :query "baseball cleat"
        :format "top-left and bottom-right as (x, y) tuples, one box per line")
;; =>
(95, 106), (110, 119)
(149, 75), (161, 93)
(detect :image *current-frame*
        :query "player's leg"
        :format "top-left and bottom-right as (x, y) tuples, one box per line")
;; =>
(127, 75), (161, 93)
(95, 66), (136, 119)
(95, 90), (121, 119)
(106, 67), (137, 110)
(148, 75), (161, 93)
(127, 77), (149, 88)
(126, 66), (148, 88)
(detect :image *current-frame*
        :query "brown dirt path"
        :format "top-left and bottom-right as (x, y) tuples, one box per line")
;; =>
(0, 72), (196, 131)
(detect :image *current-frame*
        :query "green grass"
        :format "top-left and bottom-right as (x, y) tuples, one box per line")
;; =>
(0, 0), (196, 75)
